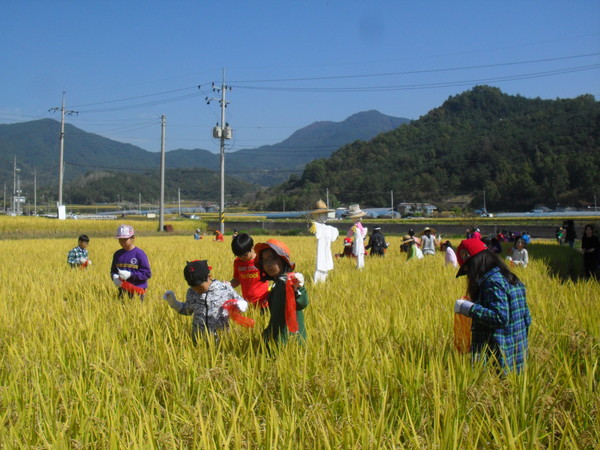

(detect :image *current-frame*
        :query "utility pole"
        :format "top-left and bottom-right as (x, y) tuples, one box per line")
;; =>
(206, 69), (232, 235)
(138, 192), (141, 215)
(158, 114), (166, 232)
(483, 189), (486, 213)
(326, 188), (329, 209)
(12, 156), (16, 215)
(178, 188), (181, 215)
(49, 92), (77, 219)
(15, 164), (21, 216)
(391, 189), (394, 216)
(34, 169), (37, 216)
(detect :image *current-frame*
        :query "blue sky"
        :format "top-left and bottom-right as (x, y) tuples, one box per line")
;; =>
(1, 1), (599, 153)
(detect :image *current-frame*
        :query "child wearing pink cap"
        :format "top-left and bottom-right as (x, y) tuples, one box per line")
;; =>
(110, 224), (152, 300)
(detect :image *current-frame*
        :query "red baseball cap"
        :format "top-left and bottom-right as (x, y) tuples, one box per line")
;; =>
(456, 238), (487, 277)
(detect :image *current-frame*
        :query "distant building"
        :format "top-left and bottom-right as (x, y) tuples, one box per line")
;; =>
(396, 202), (437, 217)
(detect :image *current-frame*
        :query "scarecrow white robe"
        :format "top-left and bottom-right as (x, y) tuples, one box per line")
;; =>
(312, 221), (339, 283)
(350, 222), (368, 269)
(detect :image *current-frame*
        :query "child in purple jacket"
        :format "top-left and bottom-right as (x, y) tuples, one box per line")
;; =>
(110, 224), (152, 300)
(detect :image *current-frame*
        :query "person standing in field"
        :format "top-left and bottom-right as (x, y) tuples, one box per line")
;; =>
(110, 224), (151, 300)
(563, 220), (576, 248)
(454, 238), (531, 373)
(440, 240), (458, 268)
(506, 237), (529, 267)
(67, 234), (91, 268)
(581, 224), (600, 279)
(255, 239), (308, 344)
(421, 227), (439, 256)
(402, 235), (423, 261)
(365, 225), (388, 257)
(345, 204), (368, 269)
(230, 233), (269, 310)
(163, 260), (249, 345)
(308, 200), (340, 283)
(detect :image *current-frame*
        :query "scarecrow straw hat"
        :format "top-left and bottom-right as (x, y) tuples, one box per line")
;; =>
(346, 204), (366, 219)
(310, 199), (334, 214)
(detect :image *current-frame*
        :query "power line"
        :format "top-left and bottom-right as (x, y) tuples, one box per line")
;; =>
(234, 64), (600, 93)
(229, 52), (600, 84)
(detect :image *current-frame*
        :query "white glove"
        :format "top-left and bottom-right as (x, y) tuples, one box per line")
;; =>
(454, 299), (474, 316)
(86, 260), (92, 266)
(77, 257), (87, 264)
(118, 269), (131, 280)
(112, 274), (122, 288)
(293, 273), (304, 288)
(163, 290), (182, 310)
(236, 299), (248, 312)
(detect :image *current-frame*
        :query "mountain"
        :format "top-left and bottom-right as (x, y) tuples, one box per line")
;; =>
(264, 86), (600, 212)
(223, 110), (409, 185)
(0, 110), (408, 203)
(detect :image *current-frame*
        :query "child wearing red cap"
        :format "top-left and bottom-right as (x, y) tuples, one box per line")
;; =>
(163, 260), (249, 345)
(454, 238), (531, 373)
(255, 239), (308, 344)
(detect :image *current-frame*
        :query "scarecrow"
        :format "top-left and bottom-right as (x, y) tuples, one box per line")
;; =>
(345, 204), (368, 269)
(308, 199), (339, 283)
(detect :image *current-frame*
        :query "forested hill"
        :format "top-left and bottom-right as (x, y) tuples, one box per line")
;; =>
(269, 86), (600, 212)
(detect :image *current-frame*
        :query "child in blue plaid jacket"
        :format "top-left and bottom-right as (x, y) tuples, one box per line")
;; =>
(454, 238), (531, 373)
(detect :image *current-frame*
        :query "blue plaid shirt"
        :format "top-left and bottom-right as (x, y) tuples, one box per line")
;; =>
(67, 246), (88, 267)
(470, 266), (531, 372)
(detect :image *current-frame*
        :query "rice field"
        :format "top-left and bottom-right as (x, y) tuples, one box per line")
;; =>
(0, 219), (598, 448)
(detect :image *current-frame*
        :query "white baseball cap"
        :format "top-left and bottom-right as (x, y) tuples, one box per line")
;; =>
(115, 224), (135, 238)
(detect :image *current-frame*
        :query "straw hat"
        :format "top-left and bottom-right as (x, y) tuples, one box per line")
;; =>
(346, 204), (366, 219)
(421, 226), (436, 235)
(310, 199), (334, 215)
(401, 235), (414, 245)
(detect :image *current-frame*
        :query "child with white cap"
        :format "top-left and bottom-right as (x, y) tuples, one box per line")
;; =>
(110, 224), (152, 300)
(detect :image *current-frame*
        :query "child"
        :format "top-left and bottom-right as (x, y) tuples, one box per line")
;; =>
(506, 237), (529, 267)
(255, 239), (308, 344)
(365, 225), (388, 257)
(110, 224), (152, 300)
(163, 260), (248, 345)
(230, 233), (269, 309)
(194, 228), (203, 240)
(308, 199), (339, 283)
(440, 240), (458, 268)
(213, 230), (224, 242)
(335, 237), (353, 259)
(67, 234), (91, 268)
(454, 238), (531, 373)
